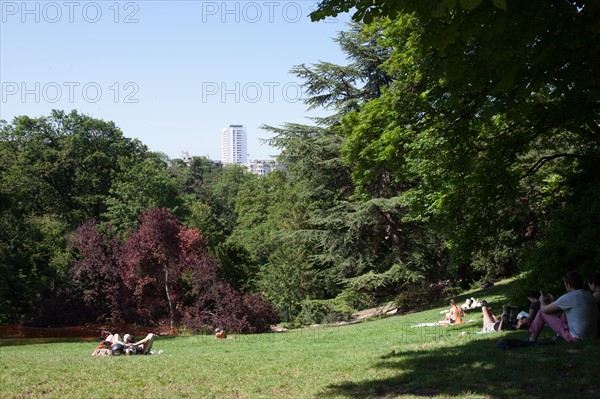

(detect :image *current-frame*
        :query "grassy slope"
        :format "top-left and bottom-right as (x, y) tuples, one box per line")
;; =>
(1, 279), (599, 399)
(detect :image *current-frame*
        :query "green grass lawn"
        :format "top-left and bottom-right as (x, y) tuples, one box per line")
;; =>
(2, 279), (599, 399)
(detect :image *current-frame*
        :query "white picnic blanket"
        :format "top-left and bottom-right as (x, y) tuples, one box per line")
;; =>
(411, 319), (475, 328)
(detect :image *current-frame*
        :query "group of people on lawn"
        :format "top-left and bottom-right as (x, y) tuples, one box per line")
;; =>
(92, 327), (228, 356)
(92, 332), (156, 356)
(93, 270), (599, 355)
(446, 270), (600, 343)
(527, 271), (599, 342)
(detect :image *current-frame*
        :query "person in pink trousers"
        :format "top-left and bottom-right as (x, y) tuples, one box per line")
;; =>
(529, 271), (597, 342)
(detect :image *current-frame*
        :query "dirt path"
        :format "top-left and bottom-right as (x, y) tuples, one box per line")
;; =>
(352, 302), (398, 322)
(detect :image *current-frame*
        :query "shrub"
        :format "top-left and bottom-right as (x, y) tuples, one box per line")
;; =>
(184, 282), (279, 334)
(298, 298), (353, 325)
(394, 283), (431, 313)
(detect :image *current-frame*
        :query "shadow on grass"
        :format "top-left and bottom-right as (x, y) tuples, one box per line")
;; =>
(321, 335), (600, 399)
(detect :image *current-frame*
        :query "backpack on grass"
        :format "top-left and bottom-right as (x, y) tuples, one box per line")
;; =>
(496, 338), (535, 350)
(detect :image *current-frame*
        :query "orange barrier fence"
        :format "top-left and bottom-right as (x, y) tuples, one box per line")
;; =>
(0, 324), (177, 339)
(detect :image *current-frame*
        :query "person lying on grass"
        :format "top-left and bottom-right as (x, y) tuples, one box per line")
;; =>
(480, 303), (513, 333)
(92, 332), (155, 356)
(529, 270), (597, 343)
(92, 340), (112, 357)
(461, 297), (482, 310)
(215, 328), (227, 339)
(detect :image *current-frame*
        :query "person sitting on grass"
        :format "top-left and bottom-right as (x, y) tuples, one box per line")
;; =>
(514, 291), (541, 329)
(529, 270), (597, 343)
(588, 272), (600, 337)
(588, 272), (600, 304)
(440, 299), (465, 325)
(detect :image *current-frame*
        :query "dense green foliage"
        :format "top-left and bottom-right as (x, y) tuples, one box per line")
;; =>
(0, 111), (147, 324)
(311, 0), (600, 298)
(0, 111), (273, 328)
(2, 1), (599, 326)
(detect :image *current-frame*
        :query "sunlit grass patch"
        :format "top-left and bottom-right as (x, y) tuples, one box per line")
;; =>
(1, 279), (599, 398)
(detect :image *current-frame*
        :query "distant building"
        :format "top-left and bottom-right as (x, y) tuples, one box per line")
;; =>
(246, 159), (283, 176)
(221, 124), (247, 164)
(181, 151), (192, 165)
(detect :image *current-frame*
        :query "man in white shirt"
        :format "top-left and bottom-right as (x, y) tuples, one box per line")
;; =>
(529, 271), (598, 342)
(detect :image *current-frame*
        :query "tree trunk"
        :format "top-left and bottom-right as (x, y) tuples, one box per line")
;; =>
(164, 267), (174, 328)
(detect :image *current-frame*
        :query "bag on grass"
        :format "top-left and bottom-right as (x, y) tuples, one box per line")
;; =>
(496, 338), (535, 350)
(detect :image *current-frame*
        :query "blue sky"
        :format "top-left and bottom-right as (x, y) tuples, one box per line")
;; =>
(1, 1), (351, 160)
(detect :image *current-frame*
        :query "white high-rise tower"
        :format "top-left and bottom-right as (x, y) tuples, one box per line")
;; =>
(221, 124), (248, 164)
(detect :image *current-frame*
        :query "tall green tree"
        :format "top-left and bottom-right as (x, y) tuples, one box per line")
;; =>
(103, 152), (184, 232)
(334, 2), (600, 284)
(210, 164), (254, 237)
(169, 156), (227, 249)
(0, 110), (147, 226)
(310, 0), (509, 24)
(0, 110), (147, 323)
(184, 201), (224, 249)
(290, 21), (392, 126)
(255, 20), (451, 315)
(177, 156), (223, 202)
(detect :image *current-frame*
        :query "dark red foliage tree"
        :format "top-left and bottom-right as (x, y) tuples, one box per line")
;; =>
(178, 226), (219, 287)
(189, 282), (279, 334)
(72, 208), (278, 331)
(121, 208), (181, 327)
(240, 293), (280, 333)
(179, 225), (278, 333)
(70, 220), (131, 323)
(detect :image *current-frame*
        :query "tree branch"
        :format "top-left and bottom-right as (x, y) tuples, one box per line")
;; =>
(520, 153), (597, 179)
